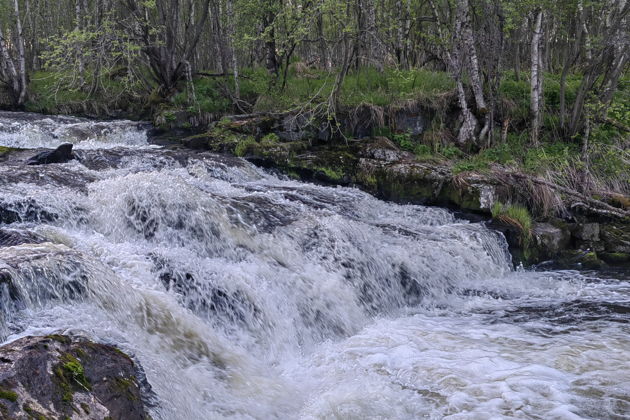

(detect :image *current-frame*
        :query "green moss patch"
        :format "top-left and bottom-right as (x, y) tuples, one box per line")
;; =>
(54, 352), (91, 404)
(0, 388), (18, 402)
(492, 202), (532, 246)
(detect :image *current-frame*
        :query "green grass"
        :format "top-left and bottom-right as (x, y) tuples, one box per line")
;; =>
(24, 64), (629, 198)
(170, 66), (455, 114)
(492, 202), (533, 243)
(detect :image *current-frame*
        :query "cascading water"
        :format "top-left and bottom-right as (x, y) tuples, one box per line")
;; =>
(0, 111), (628, 419)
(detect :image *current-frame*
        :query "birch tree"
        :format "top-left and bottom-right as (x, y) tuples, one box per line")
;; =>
(530, 8), (544, 145)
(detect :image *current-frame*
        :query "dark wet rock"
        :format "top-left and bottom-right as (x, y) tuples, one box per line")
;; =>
(574, 223), (600, 242)
(359, 136), (411, 162)
(580, 252), (608, 269)
(599, 252), (630, 264)
(148, 127), (198, 146)
(151, 255), (263, 328)
(182, 134), (211, 149)
(532, 223), (571, 258)
(493, 299), (630, 325)
(26, 143), (74, 165)
(0, 198), (58, 225)
(0, 228), (45, 247)
(222, 195), (298, 233)
(0, 335), (153, 420)
(392, 110), (431, 138)
(0, 244), (90, 308)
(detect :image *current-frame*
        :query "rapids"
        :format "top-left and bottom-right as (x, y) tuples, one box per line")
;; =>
(0, 111), (628, 419)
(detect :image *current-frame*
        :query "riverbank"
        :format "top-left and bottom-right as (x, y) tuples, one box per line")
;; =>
(3, 67), (629, 268)
(161, 113), (629, 268)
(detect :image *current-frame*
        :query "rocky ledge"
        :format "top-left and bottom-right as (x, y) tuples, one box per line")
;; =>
(175, 116), (630, 268)
(0, 335), (153, 420)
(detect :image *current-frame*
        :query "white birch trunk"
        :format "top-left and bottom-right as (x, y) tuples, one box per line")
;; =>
(530, 9), (544, 145)
(12, 0), (28, 105)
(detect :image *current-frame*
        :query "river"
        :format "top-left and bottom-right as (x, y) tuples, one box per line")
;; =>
(0, 111), (628, 419)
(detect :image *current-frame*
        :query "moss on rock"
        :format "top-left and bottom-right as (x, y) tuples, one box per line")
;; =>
(0, 388), (18, 402)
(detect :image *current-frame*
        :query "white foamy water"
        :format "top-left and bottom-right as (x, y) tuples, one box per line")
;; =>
(0, 110), (149, 149)
(0, 112), (628, 419)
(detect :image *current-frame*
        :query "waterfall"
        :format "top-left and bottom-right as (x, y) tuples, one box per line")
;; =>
(1, 112), (628, 419)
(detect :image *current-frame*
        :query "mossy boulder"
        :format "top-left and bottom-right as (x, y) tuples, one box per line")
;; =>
(0, 335), (153, 420)
(599, 252), (630, 264)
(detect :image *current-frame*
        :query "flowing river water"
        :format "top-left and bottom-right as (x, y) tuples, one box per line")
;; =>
(0, 111), (628, 419)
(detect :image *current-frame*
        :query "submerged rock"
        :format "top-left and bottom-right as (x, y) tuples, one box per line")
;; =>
(0, 228), (45, 248)
(0, 335), (153, 420)
(0, 197), (59, 225)
(0, 244), (91, 310)
(26, 143), (74, 165)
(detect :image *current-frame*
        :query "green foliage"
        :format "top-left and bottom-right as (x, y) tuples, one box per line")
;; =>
(492, 202), (533, 244)
(0, 146), (17, 156)
(234, 136), (257, 157)
(0, 389), (18, 402)
(261, 133), (280, 145)
(182, 67), (453, 114)
(391, 132), (414, 151)
(317, 166), (345, 181)
(523, 141), (577, 173)
(452, 142), (519, 174)
(390, 131), (435, 157)
(61, 353), (90, 391)
(439, 146), (463, 159)
(23, 403), (48, 420)
(27, 13), (144, 113)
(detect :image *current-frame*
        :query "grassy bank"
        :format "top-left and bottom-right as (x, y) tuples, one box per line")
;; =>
(24, 66), (630, 213)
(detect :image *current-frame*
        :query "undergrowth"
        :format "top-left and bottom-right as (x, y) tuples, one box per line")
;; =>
(492, 202), (533, 245)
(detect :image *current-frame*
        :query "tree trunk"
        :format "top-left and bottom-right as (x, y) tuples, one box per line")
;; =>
(227, 0), (239, 99)
(530, 9), (544, 146)
(8, 0), (28, 105)
(0, 31), (22, 105)
(428, 0), (478, 146)
(514, 25), (521, 81)
(458, 0), (489, 142)
(317, 13), (329, 70)
(559, 38), (570, 132)
(568, 0), (629, 138)
(263, 9), (279, 78)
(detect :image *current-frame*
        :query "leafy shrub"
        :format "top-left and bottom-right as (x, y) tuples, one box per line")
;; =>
(234, 136), (257, 157)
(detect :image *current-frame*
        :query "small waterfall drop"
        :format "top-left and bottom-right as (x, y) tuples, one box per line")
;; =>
(1, 112), (628, 419)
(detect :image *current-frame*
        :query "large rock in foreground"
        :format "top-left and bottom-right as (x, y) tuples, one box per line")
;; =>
(0, 335), (152, 420)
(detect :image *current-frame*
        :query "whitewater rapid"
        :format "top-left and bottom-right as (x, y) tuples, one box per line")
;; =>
(0, 112), (628, 419)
